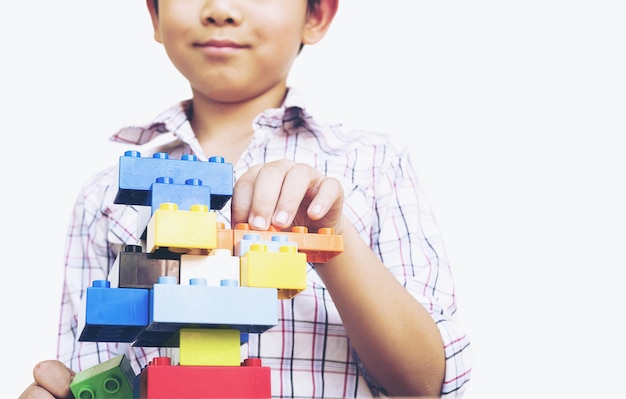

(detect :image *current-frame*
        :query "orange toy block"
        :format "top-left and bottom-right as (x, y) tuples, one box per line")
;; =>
(233, 223), (343, 263)
(216, 222), (234, 250)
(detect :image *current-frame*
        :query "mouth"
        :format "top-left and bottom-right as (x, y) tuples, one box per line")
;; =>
(194, 39), (247, 50)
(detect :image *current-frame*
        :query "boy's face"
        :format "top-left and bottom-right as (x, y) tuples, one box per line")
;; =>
(148, 0), (319, 103)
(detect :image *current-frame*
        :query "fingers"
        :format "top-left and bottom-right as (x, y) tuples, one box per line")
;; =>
(267, 162), (316, 228)
(306, 174), (344, 223)
(231, 163), (271, 228)
(19, 383), (57, 399)
(31, 360), (75, 399)
(19, 360), (75, 399)
(232, 160), (310, 229)
(231, 160), (343, 231)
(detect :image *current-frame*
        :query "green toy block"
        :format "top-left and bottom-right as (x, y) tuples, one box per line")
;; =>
(70, 354), (136, 399)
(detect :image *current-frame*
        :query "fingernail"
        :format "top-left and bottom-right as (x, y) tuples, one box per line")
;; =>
(251, 216), (266, 230)
(273, 211), (288, 225)
(310, 204), (323, 217)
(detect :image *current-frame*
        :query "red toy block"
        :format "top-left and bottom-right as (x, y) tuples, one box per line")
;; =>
(139, 357), (270, 398)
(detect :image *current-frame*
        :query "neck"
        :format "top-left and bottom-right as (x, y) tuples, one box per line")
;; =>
(189, 85), (288, 164)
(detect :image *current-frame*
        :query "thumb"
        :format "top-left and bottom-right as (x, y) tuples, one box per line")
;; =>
(33, 360), (75, 399)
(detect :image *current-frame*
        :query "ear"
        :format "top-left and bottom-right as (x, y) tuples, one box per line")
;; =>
(302, 0), (339, 45)
(145, 0), (163, 43)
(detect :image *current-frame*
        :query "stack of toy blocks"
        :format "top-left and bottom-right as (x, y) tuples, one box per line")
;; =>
(71, 151), (343, 399)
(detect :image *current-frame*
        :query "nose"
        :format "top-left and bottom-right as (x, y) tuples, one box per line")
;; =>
(201, 0), (241, 26)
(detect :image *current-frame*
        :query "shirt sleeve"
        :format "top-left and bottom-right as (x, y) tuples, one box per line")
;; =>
(357, 142), (473, 397)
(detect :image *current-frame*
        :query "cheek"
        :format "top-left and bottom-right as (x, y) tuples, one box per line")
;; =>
(257, 23), (303, 59)
(159, 23), (196, 69)
(258, 43), (301, 79)
(162, 41), (196, 80)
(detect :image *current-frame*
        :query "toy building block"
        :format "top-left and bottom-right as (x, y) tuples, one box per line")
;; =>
(133, 276), (277, 347)
(233, 223), (343, 263)
(114, 151), (233, 210)
(146, 203), (217, 253)
(179, 328), (241, 366)
(180, 248), (240, 287)
(133, 328), (248, 348)
(240, 243), (307, 299)
(118, 245), (181, 288)
(139, 356), (270, 399)
(80, 148), (349, 397)
(216, 222), (234, 250)
(70, 354), (136, 399)
(164, 221), (234, 256)
(137, 218), (233, 255)
(236, 233), (298, 256)
(78, 280), (149, 343)
(132, 330), (179, 348)
(147, 276), (277, 332)
(149, 177), (212, 216)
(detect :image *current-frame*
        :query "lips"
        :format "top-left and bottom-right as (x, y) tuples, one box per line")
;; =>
(194, 39), (247, 49)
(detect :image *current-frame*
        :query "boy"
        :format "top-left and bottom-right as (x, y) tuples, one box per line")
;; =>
(20, 0), (471, 397)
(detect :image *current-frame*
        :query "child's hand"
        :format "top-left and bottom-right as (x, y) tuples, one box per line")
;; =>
(19, 360), (75, 399)
(231, 159), (345, 234)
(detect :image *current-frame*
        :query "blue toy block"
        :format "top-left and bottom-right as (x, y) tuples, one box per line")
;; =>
(118, 245), (181, 289)
(133, 276), (277, 347)
(132, 330), (179, 348)
(78, 280), (149, 343)
(113, 151), (233, 210)
(235, 233), (298, 257)
(150, 177), (212, 215)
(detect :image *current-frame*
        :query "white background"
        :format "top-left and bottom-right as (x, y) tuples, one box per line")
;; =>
(3, 1), (625, 398)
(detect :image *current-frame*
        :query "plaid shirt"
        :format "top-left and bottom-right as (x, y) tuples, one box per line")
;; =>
(57, 88), (471, 397)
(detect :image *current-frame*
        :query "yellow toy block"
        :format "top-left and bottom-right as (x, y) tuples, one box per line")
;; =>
(179, 328), (241, 366)
(146, 203), (217, 253)
(240, 244), (307, 299)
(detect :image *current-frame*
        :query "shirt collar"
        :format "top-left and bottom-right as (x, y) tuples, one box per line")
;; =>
(109, 88), (309, 147)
